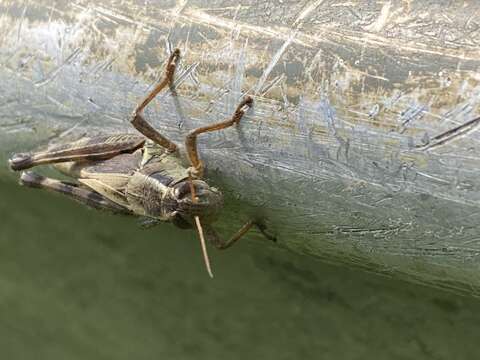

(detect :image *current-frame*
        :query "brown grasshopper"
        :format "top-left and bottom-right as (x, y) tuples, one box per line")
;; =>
(8, 49), (274, 277)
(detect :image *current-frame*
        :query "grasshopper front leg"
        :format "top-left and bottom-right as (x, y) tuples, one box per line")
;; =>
(205, 220), (276, 250)
(185, 96), (253, 179)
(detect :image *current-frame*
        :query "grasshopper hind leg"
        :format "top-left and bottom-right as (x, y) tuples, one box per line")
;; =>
(8, 134), (145, 171)
(19, 171), (131, 215)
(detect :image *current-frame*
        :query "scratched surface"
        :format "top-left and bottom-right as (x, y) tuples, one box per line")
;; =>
(1, 0), (480, 295)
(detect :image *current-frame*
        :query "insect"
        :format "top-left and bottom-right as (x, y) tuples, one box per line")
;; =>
(8, 48), (275, 277)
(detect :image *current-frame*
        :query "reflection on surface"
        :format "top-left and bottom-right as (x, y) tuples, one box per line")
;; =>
(0, 179), (479, 359)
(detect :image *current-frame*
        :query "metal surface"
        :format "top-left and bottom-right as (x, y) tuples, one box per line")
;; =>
(1, 0), (480, 294)
(3, 178), (480, 359)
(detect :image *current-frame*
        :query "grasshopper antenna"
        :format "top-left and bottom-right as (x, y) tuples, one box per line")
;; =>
(189, 174), (214, 278)
(195, 215), (213, 278)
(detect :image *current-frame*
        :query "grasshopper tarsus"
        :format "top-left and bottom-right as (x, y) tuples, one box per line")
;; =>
(19, 171), (44, 187)
(253, 221), (277, 242)
(9, 153), (32, 171)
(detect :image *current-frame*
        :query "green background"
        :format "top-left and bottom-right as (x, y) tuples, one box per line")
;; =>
(1, 177), (480, 359)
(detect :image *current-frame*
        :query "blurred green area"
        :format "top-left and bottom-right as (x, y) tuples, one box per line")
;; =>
(1, 177), (480, 359)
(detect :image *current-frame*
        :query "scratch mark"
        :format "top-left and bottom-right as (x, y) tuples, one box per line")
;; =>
(90, 21), (109, 41)
(34, 48), (82, 87)
(259, 74), (286, 96)
(91, 8), (120, 25)
(16, 0), (29, 45)
(337, 58), (389, 82)
(56, 119), (88, 139)
(364, 1), (392, 32)
(417, 115), (480, 151)
(167, 63), (198, 129)
(318, 98), (350, 161)
(257, 158), (326, 179)
(253, 32), (296, 95)
(228, 4), (242, 41)
(342, 30), (480, 61)
(73, 3), (157, 31)
(165, 0), (190, 58)
(175, 63), (198, 85)
(442, 100), (476, 124)
(231, 39), (248, 101)
(157, 62), (198, 98)
(183, 8), (313, 48)
(368, 104), (380, 118)
(461, 238), (480, 246)
(46, 95), (72, 110)
(373, 196), (393, 205)
(173, 0), (189, 15)
(204, 84), (231, 113)
(196, 30), (216, 48)
(304, 47), (323, 77)
(46, 3), (56, 25)
(99, 57), (116, 73)
(415, 171), (451, 186)
(224, 7), (246, 110)
(398, 103), (427, 132)
(87, 56), (116, 83)
(292, 0), (325, 29)
(327, 224), (405, 237)
(103, 113), (125, 123)
(280, 83), (290, 108)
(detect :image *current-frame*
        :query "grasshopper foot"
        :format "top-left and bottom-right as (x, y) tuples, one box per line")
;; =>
(19, 171), (46, 187)
(253, 220), (277, 242)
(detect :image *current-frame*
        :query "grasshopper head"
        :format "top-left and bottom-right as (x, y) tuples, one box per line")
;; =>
(169, 180), (223, 228)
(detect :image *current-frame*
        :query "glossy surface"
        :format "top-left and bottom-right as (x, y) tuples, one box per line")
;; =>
(1, 178), (480, 359)
(1, 0), (480, 293)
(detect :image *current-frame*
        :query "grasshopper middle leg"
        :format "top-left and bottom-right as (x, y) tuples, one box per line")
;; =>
(185, 96), (253, 178)
(205, 220), (276, 250)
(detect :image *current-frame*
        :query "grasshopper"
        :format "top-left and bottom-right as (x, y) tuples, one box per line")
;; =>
(8, 49), (274, 277)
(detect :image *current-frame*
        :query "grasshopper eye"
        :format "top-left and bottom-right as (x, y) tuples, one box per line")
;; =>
(174, 181), (191, 199)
